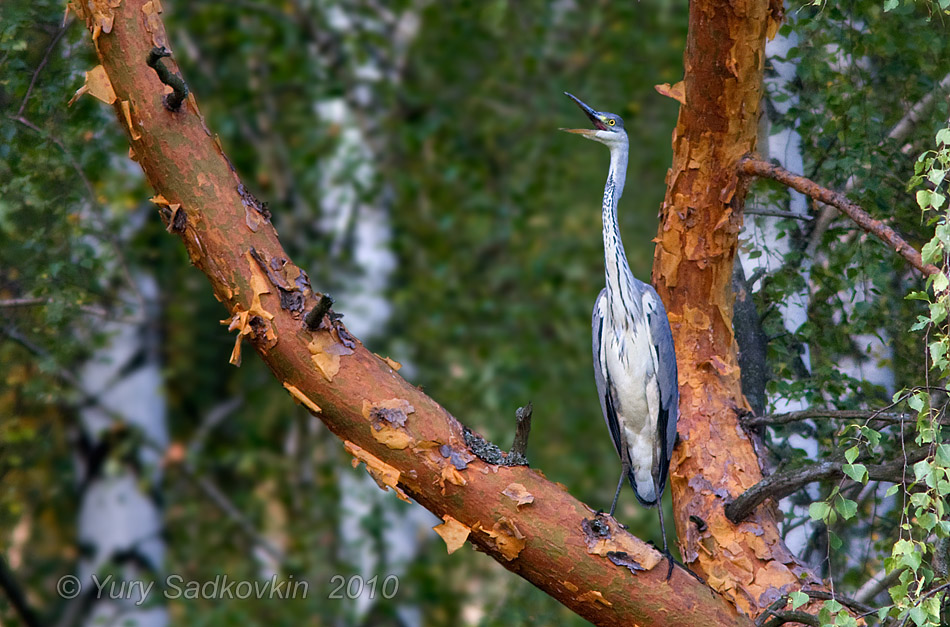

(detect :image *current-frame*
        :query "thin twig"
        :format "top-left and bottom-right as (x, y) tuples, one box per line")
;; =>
(187, 396), (244, 458)
(803, 589), (876, 616)
(740, 157), (938, 276)
(179, 463), (287, 564)
(17, 18), (73, 117)
(9, 115), (96, 201)
(745, 208), (814, 221)
(0, 297), (110, 317)
(9, 114), (147, 314)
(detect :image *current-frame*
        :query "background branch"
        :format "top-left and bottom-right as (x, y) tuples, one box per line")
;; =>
(739, 157), (938, 276)
(0, 554), (42, 627)
(741, 408), (910, 427)
(725, 446), (930, 523)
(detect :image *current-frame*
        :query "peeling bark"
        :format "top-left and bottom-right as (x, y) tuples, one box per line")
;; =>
(70, 1), (753, 625)
(651, 0), (830, 616)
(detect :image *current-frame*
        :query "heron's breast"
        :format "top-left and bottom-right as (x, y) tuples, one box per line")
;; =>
(603, 319), (658, 428)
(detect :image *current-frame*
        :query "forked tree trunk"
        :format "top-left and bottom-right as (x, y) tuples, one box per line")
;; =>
(652, 0), (825, 615)
(68, 0), (840, 623)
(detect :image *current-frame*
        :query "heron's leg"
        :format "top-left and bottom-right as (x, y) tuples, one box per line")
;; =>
(654, 475), (674, 582)
(608, 464), (628, 517)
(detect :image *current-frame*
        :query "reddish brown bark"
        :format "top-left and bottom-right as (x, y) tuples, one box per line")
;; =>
(70, 1), (753, 625)
(651, 0), (827, 617)
(739, 157), (938, 276)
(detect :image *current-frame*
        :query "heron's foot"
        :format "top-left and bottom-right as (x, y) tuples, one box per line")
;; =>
(655, 551), (705, 585)
(663, 549), (675, 582)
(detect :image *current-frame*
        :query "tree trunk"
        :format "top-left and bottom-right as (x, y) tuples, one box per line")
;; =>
(652, 0), (825, 615)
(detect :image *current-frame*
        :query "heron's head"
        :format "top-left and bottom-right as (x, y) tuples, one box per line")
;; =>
(560, 92), (627, 147)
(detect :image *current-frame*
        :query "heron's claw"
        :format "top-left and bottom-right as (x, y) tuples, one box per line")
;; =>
(663, 551), (674, 582)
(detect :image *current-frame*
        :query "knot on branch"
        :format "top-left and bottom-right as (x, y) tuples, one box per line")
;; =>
(146, 46), (188, 111)
(464, 403), (532, 466)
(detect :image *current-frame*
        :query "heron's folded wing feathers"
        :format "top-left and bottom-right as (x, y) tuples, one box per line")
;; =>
(592, 289), (625, 459)
(644, 286), (679, 464)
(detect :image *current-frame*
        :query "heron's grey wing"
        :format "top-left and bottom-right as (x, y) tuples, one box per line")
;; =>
(644, 286), (679, 465)
(592, 289), (624, 459)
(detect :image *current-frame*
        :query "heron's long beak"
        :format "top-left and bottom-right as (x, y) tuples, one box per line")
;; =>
(562, 92), (608, 133)
(559, 127), (599, 138)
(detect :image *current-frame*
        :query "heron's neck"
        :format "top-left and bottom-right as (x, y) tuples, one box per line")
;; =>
(603, 143), (631, 292)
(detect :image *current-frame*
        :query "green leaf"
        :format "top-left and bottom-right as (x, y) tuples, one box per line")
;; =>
(918, 189), (934, 209)
(835, 496), (858, 520)
(861, 427), (882, 449)
(885, 484), (900, 497)
(911, 316), (930, 332)
(921, 239), (942, 265)
(929, 301), (947, 325)
(883, 0), (899, 10)
(789, 590), (809, 610)
(835, 610), (858, 627)
(936, 443), (950, 466)
(843, 463), (867, 483)
(913, 459), (933, 484)
(934, 272), (950, 294)
(898, 545), (923, 572)
(933, 191), (947, 210)
(937, 128), (950, 146)
(845, 445), (859, 463)
(809, 501), (831, 521)
(828, 529), (842, 549)
(918, 512), (937, 532)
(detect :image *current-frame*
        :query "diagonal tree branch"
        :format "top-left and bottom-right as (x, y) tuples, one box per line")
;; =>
(739, 157), (938, 276)
(805, 74), (950, 257)
(65, 2), (750, 625)
(0, 554), (42, 627)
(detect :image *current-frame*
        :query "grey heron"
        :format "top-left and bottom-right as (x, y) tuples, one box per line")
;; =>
(561, 92), (679, 579)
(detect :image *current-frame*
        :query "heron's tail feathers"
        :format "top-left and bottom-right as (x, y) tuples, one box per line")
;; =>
(629, 469), (665, 507)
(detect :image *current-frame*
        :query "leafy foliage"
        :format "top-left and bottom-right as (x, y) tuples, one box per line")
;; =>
(740, 2), (950, 623)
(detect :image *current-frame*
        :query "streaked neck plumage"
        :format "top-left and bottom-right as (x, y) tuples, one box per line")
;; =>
(602, 140), (634, 309)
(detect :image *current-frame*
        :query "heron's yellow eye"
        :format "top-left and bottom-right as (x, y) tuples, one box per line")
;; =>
(607, 119), (616, 126)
